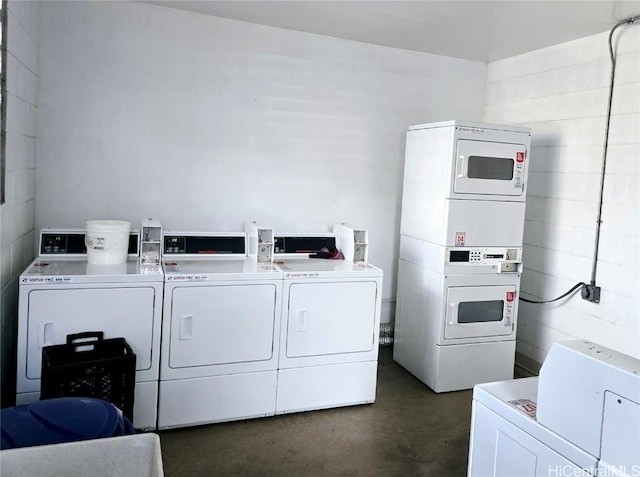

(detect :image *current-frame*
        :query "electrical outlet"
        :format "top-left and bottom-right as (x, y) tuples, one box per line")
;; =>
(581, 284), (601, 303)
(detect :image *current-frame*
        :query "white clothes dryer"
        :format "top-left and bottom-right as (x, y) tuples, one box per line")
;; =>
(273, 234), (383, 414)
(157, 232), (283, 429)
(394, 258), (520, 393)
(17, 230), (163, 430)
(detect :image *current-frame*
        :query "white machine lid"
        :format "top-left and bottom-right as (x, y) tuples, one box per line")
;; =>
(20, 258), (163, 284)
(408, 120), (531, 134)
(275, 258), (382, 279)
(163, 258), (282, 281)
(473, 378), (598, 471)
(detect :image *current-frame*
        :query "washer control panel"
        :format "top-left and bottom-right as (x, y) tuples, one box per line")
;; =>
(163, 233), (246, 256)
(446, 247), (522, 272)
(39, 230), (139, 256)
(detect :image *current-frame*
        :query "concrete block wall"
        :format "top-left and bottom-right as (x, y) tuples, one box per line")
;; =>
(484, 26), (640, 365)
(0, 0), (38, 406)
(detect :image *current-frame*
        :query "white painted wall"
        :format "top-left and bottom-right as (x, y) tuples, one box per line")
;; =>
(485, 27), (640, 363)
(36, 1), (487, 322)
(0, 0), (38, 405)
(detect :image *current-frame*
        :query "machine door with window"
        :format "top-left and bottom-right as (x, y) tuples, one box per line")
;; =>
(444, 285), (516, 340)
(454, 140), (527, 197)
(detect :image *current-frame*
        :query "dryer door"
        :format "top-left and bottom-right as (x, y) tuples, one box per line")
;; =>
(444, 285), (516, 340)
(168, 283), (277, 368)
(26, 286), (156, 380)
(285, 281), (377, 358)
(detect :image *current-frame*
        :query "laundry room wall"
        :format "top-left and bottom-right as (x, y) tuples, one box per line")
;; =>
(484, 26), (640, 365)
(0, 0), (39, 406)
(35, 1), (487, 322)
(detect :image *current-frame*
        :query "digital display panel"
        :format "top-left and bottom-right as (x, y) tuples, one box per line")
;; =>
(449, 250), (470, 262)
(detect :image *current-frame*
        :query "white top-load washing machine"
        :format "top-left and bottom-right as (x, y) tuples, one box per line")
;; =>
(273, 233), (383, 414)
(468, 340), (640, 477)
(17, 229), (163, 430)
(157, 232), (283, 429)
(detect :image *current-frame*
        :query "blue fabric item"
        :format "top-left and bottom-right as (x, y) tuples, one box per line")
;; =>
(1, 397), (136, 450)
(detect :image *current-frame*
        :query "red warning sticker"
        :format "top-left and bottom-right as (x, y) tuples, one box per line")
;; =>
(516, 152), (525, 163)
(506, 291), (515, 302)
(455, 232), (465, 247)
(508, 399), (537, 418)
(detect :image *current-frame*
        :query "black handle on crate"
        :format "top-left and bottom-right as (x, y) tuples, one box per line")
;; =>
(66, 332), (104, 352)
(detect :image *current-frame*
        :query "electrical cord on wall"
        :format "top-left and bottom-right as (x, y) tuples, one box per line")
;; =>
(522, 14), (639, 305)
(520, 282), (585, 304)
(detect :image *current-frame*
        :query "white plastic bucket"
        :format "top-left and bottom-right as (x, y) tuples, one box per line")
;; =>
(85, 220), (131, 265)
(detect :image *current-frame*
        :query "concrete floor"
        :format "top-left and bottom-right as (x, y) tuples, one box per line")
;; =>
(159, 347), (474, 476)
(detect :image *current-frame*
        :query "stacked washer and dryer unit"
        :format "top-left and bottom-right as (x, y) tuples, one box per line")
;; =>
(394, 120), (531, 392)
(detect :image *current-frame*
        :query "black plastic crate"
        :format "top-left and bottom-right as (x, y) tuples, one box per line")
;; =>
(41, 332), (136, 421)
